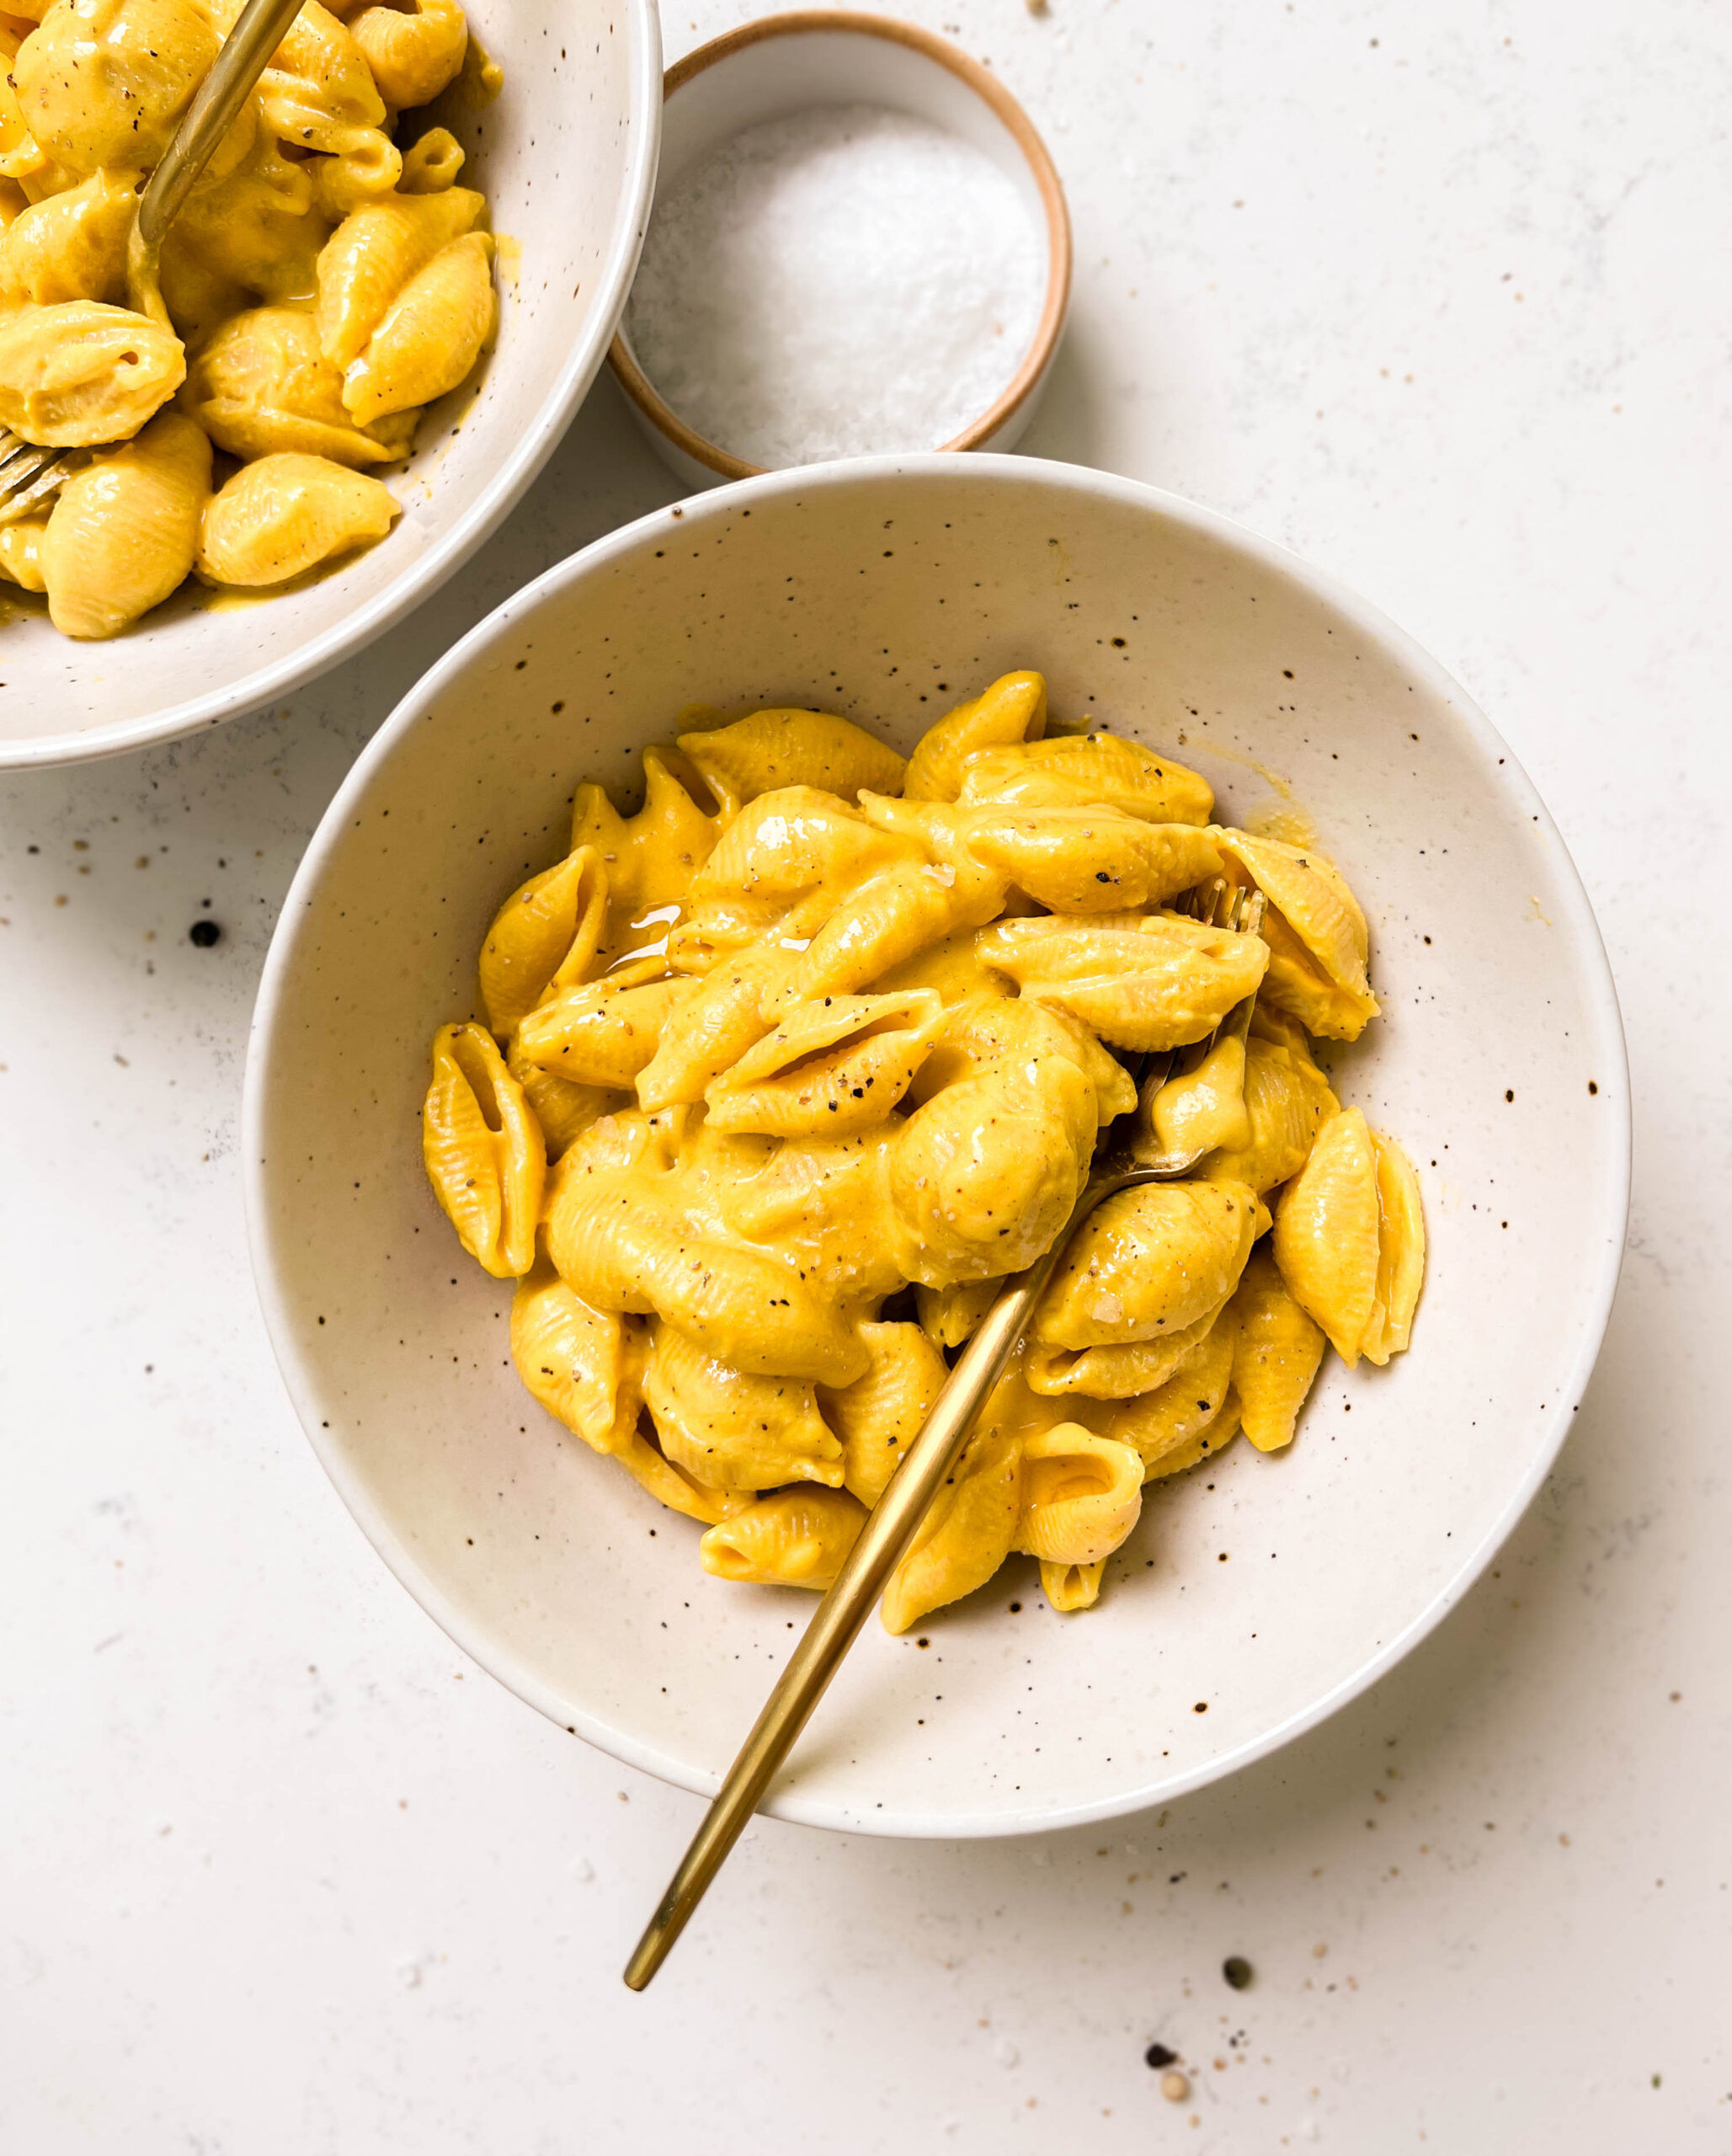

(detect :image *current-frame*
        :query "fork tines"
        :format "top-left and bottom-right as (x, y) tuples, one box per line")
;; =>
(0, 430), (74, 526)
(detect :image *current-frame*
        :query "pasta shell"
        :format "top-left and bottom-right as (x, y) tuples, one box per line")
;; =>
(539, 1100), (669, 1202)
(977, 911), (1267, 1053)
(679, 707), (906, 806)
(1228, 1245), (1326, 1451)
(349, 0), (467, 108)
(421, 1020), (544, 1278)
(0, 27), (49, 189)
(855, 791), (969, 852)
(167, 130), (328, 310)
(184, 304), (396, 467)
(0, 300), (184, 446)
(504, 1032), (621, 1160)
(1250, 905), (1375, 1041)
(705, 988), (944, 1135)
(342, 228), (494, 425)
(869, 924), (1016, 1009)
(1151, 1033), (1250, 1158)
(41, 408), (208, 638)
(959, 808), (1223, 914)
(903, 670), (1047, 800)
(690, 786), (906, 905)
(771, 855), (1010, 1015)
(315, 184), (482, 368)
(881, 1423), (1023, 1634)
(571, 742), (730, 921)
(899, 990), (1119, 1153)
(1359, 1128), (1426, 1365)
(13, 0), (218, 172)
(956, 731), (1213, 825)
(503, 1213), (754, 1521)
(1025, 1297), (1228, 1400)
(518, 975), (695, 1094)
(195, 453), (398, 587)
(0, 168), (134, 307)
(712, 1127), (908, 1312)
(890, 1059), (1095, 1285)
(1034, 1180), (1260, 1348)
(308, 131), (405, 219)
(610, 1427), (752, 1527)
(636, 941), (789, 1110)
(1140, 1392), (1240, 1481)
(1040, 1558), (1106, 1613)
(1017, 1425), (1143, 1565)
(477, 844), (608, 1038)
(442, 20), (503, 101)
(0, 513), (47, 590)
(700, 1487), (867, 1590)
(1216, 828), (1378, 1039)
(258, 0), (386, 147)
(1271, 1107), (1382, 1365)
(642, 1322), (843, 1491)
(510, 1253), (646, 1454)
(1198, 1036), (1338, 1194)
(1102, 1311), (1239, 1472)
(398, 125), (466, 194)
(546, 1166), (868, 1385)
(819, 1319), (949, 1508)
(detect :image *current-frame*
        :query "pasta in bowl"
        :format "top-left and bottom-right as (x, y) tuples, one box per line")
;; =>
(246, 455), (1627, 1833)
(0, 0), (659, 764)
(0, 0), (501, 638)
(422, 676), (1427, 1629)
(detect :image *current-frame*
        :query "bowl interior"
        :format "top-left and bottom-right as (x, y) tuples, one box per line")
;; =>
(0, 0), (658, 767)
(248, 457), (1627, 1835)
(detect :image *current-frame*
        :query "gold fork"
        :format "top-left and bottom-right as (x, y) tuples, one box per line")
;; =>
(0, 0), (306, 526)
(622, 878), (1266, 1989)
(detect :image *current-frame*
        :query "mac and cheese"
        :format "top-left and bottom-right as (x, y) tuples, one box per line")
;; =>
(424, 673), (1426, 1629)
(0, 0), (499, 638)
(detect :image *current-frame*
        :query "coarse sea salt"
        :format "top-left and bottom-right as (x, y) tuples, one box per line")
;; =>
(624, 104), (1047, 468)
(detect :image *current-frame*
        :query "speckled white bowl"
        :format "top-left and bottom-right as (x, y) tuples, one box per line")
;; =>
(244, 454), (1629, 1838)
(0, 0), (661, 771)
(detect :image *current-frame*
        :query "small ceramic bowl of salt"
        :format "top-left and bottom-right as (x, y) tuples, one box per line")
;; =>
(609, 10), (1070, 486)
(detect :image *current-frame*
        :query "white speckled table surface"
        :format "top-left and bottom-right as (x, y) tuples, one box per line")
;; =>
(4, 0), (1728, 2146)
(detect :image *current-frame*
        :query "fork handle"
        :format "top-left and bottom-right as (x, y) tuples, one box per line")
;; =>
(621, 1178), (1125, 1992)
(138, 0), (308, 244)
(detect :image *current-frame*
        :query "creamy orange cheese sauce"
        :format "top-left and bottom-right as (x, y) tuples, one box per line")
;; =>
(423, 673), (1426, 1627)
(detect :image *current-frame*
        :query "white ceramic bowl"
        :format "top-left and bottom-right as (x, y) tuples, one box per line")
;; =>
(609, 11), (1070, 488)
(0, 0), (661, 771)
(245, 455), (1628, 1837)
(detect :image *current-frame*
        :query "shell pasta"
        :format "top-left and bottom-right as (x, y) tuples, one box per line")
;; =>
(0, 0), (502, 637)
(423, 672), (1426, 1629)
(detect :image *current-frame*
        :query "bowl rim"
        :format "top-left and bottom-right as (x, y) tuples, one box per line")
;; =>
(0, 0), (663, 774)
(606, 9), (1073, 481)
(243, 451), (1632, 1838)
